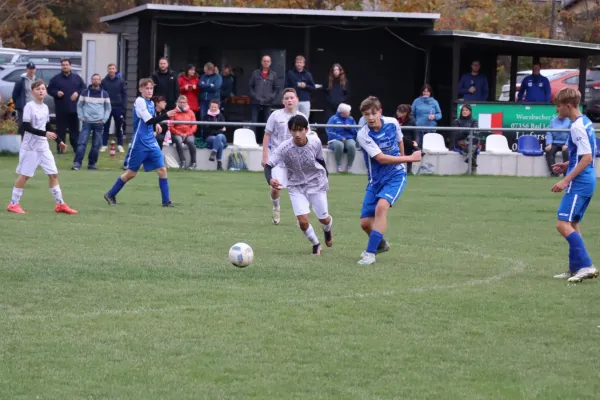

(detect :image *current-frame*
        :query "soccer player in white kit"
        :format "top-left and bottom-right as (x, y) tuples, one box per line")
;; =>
(7, 80), (78, 215)
(264, 115), (332, 255)
(261, 88), (308, 225)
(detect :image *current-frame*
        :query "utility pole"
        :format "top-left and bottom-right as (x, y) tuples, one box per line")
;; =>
(549, 0), (558, 39)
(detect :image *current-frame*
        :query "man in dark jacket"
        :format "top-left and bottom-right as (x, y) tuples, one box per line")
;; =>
(152, 58), (179, 110)
(101, 63), (128, 153)
(458, 60), (489, 102)
(284, 55), (315, 120)
(48, 59), (86, 152)
(11, 62), (37, 135)
(249, 55), (279, 130)
(220, 65), (235, 107)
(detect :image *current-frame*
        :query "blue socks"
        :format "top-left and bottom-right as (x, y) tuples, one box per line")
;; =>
(107, 177), (126, 197)
(366, 230), (384, 254)
(566, 231), (593, 272)
(159, 177), (170, 204)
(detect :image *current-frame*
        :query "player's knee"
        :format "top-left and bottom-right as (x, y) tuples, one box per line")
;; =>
(360, 218), (371, 232)
(375, 202), (389, 218)
(297, 215), (309, 231)
(556, 220), (571, 235)
(157, 166), (167, 175)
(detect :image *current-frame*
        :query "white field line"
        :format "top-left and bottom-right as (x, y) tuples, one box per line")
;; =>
(2, 247), (526, 322)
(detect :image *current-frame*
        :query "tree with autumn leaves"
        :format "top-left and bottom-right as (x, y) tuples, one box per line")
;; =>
(0, 0), (596, 50)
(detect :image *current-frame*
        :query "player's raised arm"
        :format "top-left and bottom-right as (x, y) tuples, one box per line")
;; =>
(135, 97), (172, 126)
(357, 126), (420, 164)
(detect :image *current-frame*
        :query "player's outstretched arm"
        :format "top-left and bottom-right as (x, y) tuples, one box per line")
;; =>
(374, 151), (421, 165)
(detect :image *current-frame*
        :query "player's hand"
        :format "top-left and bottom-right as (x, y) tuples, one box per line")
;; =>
(192, 85), (196, 90)
(57, 91), (64, 98)
(269, 178), (281, 190)
(71, 92), (79, 101)
(552, 179), (568, 193)
(58, 142), (67, 153)
(155, 124), (163, 134)
(261, 156), (268, 168)
(562, 145), (568, 151)
(167, 109), (177, 118)
(410, 150), (422, 162)
(46, 131), (57, 140)
(552, 162), (567, 175)
(545, 144), (551, 152)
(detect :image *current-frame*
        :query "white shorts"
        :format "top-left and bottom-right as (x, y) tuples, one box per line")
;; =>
(289, 190), (329, 218)
(16, 149), (58, 177)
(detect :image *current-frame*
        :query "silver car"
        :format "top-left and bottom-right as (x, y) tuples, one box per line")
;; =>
(0, 63), (82, 121)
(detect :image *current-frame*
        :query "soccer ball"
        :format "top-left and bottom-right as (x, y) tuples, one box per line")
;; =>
(229, 243), (254, 268)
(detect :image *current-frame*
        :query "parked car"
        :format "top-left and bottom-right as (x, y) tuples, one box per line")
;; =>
(498, 69), (575, 101)
(0, 63), (82, 121)
(14, 51), (82, 66)
(0, 48), (28, 65)
(582, 67), (600, 120)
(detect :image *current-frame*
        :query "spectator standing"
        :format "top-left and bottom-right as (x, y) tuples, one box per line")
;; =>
(101, 63), (127, 153)
(325, 103), (357, 172)
(153, 96), (168, 149)
(545, 113), (571, 176)
(249, 55), (279, 129)
(202, 99), (228, 171)
(178, 64), (200, 119)
(411, 84), (442, 146)
(11, 62), (37, 135)
(170, 95), (197, 170)
(396, 104), (418, 174)
(48, 59), (86, 153)
(152, 58), (179, 110)
(458, 60), (489, 102)
(451, 104), (479, 170)
(518, 62), (551, 103)
(198, 62), (223, 119)
(325, 63), (350, 117)
(73, 74), (111, 170)
(220, 64), (235, 106)
(285, 55), (315, 119)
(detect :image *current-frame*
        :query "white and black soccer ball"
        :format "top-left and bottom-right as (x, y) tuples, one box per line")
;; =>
(228, 243), (254, 268)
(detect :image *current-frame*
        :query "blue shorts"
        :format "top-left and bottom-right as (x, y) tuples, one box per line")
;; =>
(124, 146), (164, 172)
(360, 175), (407, 219)
(557, 193), (592, 223)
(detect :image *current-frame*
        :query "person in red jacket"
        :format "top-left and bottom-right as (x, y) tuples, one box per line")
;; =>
(170, 95), (197, 169)
(178, 64), (200, 119)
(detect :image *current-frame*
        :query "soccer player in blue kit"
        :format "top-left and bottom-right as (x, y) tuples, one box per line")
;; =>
(104, 78), (176, 207)
(551, 87), (598, 282)
(356, 96), (422, 265)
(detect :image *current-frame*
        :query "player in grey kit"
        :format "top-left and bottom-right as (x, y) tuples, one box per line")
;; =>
(264, 114), (332, 255)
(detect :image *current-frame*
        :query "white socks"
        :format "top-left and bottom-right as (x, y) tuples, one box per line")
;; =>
(303, 224), (320, 245)
(11, 187), (23, 205)
(271, 196), (280, 209)
(320, 216), (332, 232)
(50, 185), (64, 204)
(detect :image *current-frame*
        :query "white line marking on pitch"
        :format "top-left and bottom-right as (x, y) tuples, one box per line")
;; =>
(3, 248), (526, 322)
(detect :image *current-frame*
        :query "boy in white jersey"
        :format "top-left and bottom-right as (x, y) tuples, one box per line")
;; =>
(356, 97), (421, 265)
(551, 88), (597, 282)
(261, 88), (308, 225)
(265, 115), (332, 255)
(7, 80), (78, 215)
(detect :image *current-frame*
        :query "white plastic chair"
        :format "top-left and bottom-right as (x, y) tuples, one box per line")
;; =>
(485, 134), (512, 154)
(233, 128), (260, 148)
(422, 133), (448, 153)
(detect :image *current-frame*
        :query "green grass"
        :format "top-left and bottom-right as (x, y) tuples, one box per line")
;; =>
(1, 152), (600, 400)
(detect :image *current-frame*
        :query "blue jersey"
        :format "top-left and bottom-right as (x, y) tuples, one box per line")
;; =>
(356, 116), (405, 188)
(567, 115), (596, 197)
(132, 97), (160, 150)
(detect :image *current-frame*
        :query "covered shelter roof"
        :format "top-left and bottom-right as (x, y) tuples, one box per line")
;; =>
(100, 3), (440, 27)
(426, 30), (600, 57)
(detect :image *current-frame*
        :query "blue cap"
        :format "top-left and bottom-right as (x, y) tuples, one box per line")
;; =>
(26, 62), (35, 69)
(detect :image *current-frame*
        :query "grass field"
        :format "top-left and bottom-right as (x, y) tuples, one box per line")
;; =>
(1, 151), (600, 400)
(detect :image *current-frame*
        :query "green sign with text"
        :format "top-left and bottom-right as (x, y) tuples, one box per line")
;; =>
(455, 103), (573, 151)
